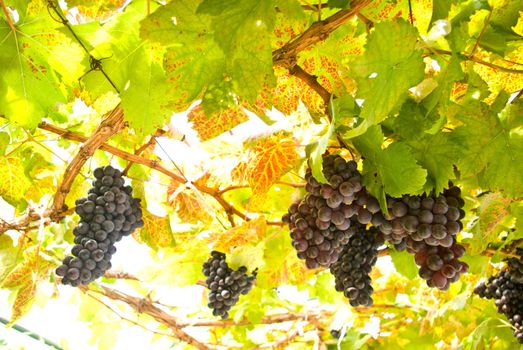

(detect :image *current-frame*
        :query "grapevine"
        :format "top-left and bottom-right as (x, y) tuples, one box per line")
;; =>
(55, 166), (143, 286)
(202, 251), (256, 319)
(474, 250), (523, 343)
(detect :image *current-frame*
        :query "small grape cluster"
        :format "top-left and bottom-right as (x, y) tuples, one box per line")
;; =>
(373, 186), (465, 250)
(330, 226), (384, 306)
(55, 166), (143, 286)
(282, 154), (380, 269)
(202, 251), (256, 319)
(474, 251), (523, 343)
(412, 242), (468, 290)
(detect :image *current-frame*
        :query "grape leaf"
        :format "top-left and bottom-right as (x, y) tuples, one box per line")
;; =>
(422, 56), (464, 116)
(137, 211), (175, 250)
(344, 19), (425, 139)
(167, 182), (213, 225)
(354, 126), (427, 202)
(120, 46), (171, 136)
(208, 217), (267, 252)
(451, 100), (523, 197)
(0, 157), (31, 206)
(66, 0), (127, 21)
(406, 132), (461, 194)
(0, 18), (66, 128)
(1, 247), (53, 326)
(390, 250), (418, 280)
(197, 0), (276, 101)
(429, 0), (452, 26)
(257, 231), (316, 289)
(245, 135), (298, 197)
(187, 105), (249, 141)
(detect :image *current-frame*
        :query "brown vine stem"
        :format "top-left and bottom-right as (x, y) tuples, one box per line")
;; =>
(289, 65), (331, 105)
(36, 121), (284, 227)
(0, 0), (16, 32)
(433, 49), (523, 74)
(272, 0), (372, 67)
(88, 285), (214, 350)
(52, 106), (125, 212)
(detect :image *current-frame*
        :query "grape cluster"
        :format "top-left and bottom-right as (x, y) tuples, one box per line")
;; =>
(373, 186), (465, 250)
(202, 251), (256, 319)
(55, 166), (143, 286)
(282, 154), (380, 269)
(330, 226), (384, 306)
(411, 241), (468, 290)
(474, 251), (523, 343)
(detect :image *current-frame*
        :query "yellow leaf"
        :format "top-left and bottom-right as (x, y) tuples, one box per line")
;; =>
(0, 157), (31, 205)
(245, 135), (298, 198)
(188, 104), (249, 141)
(1, 246), (53, 325)
(478, 193), (513, 241)
(167, 182), (213, 224)
(7, 283), (37, 327)
(209, 217), (267, 252)
(137, 211), (175, 249)
(1, 247), (53, 289)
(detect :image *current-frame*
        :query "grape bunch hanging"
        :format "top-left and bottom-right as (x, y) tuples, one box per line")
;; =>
(283, 153), (469, 303)
(330, 226), (384, 306)
(202, 251), (256, 319)
(282, 154), (380, 269)
(55, 166), (143, 286)
(474, 250), (523, 343)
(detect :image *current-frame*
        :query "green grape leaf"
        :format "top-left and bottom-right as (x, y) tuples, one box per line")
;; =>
(406, 132), (461, 194)
(354, 126), (427, 200)
(197, 0), (276, 101)
(390, 249), (418, 280)
(429, 0), (452, 26)
(451, 100), (523, 197)
(120, 47), (171, 136)
(0, 18), (66, 128)
(344, 19), (425, 139)
(423, 55), (464, 115)
(0, 157), (30, 206)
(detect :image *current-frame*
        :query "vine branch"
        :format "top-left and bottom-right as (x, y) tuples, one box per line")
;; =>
(52, 106), (125, 212)
(86, 285), (213, 350)
(0, 0), (16, 32)
(272, 0), (372, 67)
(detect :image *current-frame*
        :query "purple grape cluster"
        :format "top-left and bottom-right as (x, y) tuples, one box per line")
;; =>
(330, 226), (384, 306)
(282, 154), (380, 269)
(202, 251), (256, 319)
(373, 186), (465, 250)
(55, 166), (143, 286)
(474, 251), (523, 343)
(412, 241), (468, 290)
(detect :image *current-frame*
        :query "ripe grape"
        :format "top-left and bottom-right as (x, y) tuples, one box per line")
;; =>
(474, 250), (523, 343)
(202, 251), (256, 319)
(55, 166), (143, 286)
(330, 226), (384, 306)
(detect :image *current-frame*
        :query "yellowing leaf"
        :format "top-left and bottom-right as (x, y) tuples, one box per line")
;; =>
(188, 104), (249, 141)
(209, 217), (267, 252)
(167, 182), (213, 224)
(7, 283), (37, 327)
(245, 136), (298, 197)
(0, 157), (31, 206)
(1, 246), (53, 325)
(137, 211), (174, 249)
(478, 193), (513, 241)
(258, 233), (316, 289)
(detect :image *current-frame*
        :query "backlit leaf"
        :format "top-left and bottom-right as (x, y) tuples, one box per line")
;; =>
(208, 217), (267, 252)
(245, 135), (298, 197)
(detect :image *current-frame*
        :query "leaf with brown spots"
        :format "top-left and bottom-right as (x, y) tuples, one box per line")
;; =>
(188, 105), (249, 141)
(0, 158), (31, 207)
(66, 0), (127, 21)
(245, 135), (298, 198)
(257, 232), (316, 289)
(136, 211), (175, 250)
(1, 246), (53, 325)
(208, 217), (267, 252)
(167, 181), (213, 224)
